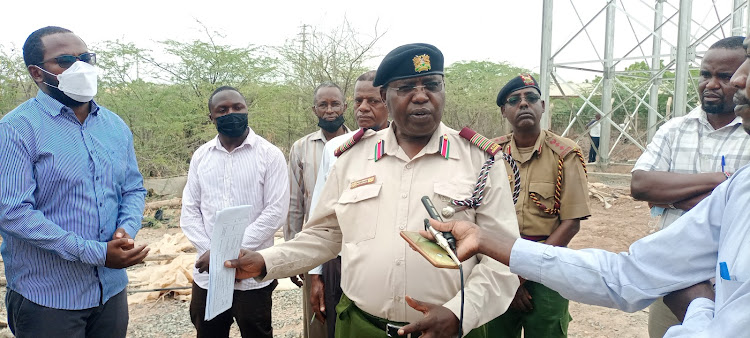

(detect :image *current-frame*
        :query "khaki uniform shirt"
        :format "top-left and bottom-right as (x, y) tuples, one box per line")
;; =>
(260, 123), (520, 334)
(493, 130), (590, 237)
(286, 127), (351, 241)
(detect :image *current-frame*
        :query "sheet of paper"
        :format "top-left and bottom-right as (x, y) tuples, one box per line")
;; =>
(204, 205), (252, 321)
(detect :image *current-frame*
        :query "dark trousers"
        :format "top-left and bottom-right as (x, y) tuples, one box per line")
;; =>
(6, 288), (128, 338)
(588, 137), (600, 163)
(189, 280), (277, 338)
(323, 256), (343, 338)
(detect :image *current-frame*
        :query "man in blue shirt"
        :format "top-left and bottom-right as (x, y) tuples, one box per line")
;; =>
(0, 26), (149, 337)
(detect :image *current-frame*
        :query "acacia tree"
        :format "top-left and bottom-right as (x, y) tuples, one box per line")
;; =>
(0, 45), (36, 115)
(275, 19), (385, 143)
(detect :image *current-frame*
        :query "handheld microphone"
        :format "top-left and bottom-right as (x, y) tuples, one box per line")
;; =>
(421, 196), (457, 250)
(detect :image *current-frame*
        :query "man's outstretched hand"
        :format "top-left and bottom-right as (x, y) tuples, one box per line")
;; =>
(420, 219), (482, 262)
(398, 296), (460, 338)
(224, 249), (266, 280)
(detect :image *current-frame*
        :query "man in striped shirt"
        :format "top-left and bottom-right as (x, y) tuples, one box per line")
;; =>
(0, 26), (149, 337)
(630, 36), (750, 337)
(181, 86), (289, 338)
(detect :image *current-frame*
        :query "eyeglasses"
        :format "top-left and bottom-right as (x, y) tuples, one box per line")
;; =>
(388, 81), (444, 96)
(505, 92), (541, 106)
(37, 52), (97, 69)
(315, 101), (343, 111)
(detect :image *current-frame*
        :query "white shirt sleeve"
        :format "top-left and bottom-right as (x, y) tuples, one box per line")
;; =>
(180, 151), (211, 254)
(307, 140), (337, 275)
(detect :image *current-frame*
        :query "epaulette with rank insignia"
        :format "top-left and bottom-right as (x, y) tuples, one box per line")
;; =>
(458, 127), (501, 156)
(457, 127), (521, 205)
(545, 132), (578, 157)
(334, 128), (366, 157)
(491, 134), (512, 146)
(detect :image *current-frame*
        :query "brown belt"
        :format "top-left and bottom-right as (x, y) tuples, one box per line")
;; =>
(521, 234), (549, 242)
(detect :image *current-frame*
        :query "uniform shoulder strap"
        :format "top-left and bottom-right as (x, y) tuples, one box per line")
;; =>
(334, 128), (366, 157)
(491, 133), (512, 146)
(458, 127), (502, 156)
(544, 131), (580, 157)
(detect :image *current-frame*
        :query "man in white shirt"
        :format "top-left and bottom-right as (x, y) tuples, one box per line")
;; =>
(307, 70), (390, 337)
(399, 36), (750, 337)
(586, 113), (601, 163)
(630, 36), (750, 337)
(180, 86), (289, 338)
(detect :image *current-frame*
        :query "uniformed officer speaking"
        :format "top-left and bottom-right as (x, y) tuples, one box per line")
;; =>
(225, 43), (520, 338)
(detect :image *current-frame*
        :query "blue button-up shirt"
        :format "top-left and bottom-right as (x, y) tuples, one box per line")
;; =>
(0, 90), (145, 310)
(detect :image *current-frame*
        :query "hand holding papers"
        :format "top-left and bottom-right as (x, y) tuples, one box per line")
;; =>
(204, 205), (252, 321)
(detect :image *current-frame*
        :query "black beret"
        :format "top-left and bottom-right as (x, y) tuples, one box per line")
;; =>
(373, 43), (444, 87)
(496, 74), (541, 107)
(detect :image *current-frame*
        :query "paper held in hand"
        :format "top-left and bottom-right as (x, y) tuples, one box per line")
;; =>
(204, 205), (253, 321)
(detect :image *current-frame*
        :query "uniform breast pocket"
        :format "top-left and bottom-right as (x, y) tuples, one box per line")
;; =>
(336, 184), (381, 243)
(529, 181), (557, 217)
(432, 181), (476, 221)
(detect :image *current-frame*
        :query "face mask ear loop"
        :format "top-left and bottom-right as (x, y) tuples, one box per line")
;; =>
(32, 65), (60, 89)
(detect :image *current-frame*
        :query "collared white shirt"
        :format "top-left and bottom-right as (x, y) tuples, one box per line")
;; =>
(181, 128), (289, 290)
(307, 130), (359, 274)
(633, 106), (750, 229)
(510, 165), (750, 337)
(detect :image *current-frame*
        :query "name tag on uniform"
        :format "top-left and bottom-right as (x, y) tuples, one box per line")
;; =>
(350, 176), (376, 189)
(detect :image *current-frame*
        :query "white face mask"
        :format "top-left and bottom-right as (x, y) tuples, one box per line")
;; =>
(37, 61), (98, 102)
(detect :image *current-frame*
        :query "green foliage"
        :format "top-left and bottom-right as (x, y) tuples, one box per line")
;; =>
(0, 45), (36, 116)
(0, 23), (558, 178)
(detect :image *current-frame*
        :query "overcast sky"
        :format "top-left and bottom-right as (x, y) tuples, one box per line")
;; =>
(1, 1), (741, 83)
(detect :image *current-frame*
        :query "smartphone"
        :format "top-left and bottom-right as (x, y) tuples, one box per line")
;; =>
(400, 231), (459, 269)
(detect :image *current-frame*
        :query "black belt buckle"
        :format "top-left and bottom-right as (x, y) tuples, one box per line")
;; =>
(386, 323), (405, 337)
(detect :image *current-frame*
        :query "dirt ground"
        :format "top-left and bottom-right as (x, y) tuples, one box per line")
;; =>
(0, 176), (657, 338)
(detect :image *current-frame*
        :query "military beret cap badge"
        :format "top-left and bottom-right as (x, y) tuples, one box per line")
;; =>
(496, 73), (541, 107)
(373, 43), (444, 86)
(413, 54), (431, 73)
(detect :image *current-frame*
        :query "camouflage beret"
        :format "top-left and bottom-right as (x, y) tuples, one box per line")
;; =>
(496, 74), (541, 107)
(373, 43), (444, 87)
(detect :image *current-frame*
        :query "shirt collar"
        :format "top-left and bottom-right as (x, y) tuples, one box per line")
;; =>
(507, 131), (545, 163)
(689, 107), (742, 130)
(310, 125), (353, 142)
(209, 127), (257, 153)
(374, 122), (459, 161)
(35, 89), (100, 117)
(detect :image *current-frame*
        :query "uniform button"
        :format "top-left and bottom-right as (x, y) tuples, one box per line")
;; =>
(395, 296), (401, 302)
(100, 230), (104, 233)
(95, 176), (99, 181)
(396, 260), (402, 266)
(405, 163), (412, 169)
(99, 202), (103, 207)
(399, 224), (405, 230)
(401, 193), (407, 199)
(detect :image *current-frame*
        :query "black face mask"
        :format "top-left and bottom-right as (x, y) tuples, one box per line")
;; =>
(318, 115), (345, 133)
(215, 113), (248, 138)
